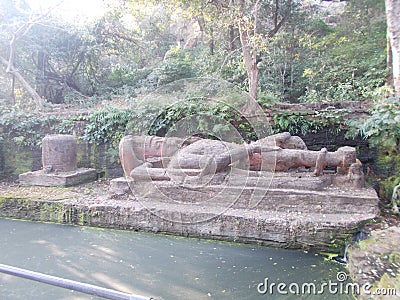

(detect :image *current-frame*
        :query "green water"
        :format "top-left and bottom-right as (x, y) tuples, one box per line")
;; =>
(0, 218), (353, 300)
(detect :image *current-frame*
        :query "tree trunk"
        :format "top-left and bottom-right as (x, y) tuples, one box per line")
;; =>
(0, 56), (44, 108)
(209, 28), (215, 55)
(237, 0), (259, 101)
(36, 50), (46, 98)
(229, 25), (236, 51)
(11, 74), (15, 104)
(392, 183), (400, 214)
(238, 26), (259, 103)
(386, 0), (400, 96)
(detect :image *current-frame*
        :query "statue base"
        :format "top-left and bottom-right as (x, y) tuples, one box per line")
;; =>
(115, 170), (379, 249)
(19, 168), (97, 187)
(110, 177), (134, 195)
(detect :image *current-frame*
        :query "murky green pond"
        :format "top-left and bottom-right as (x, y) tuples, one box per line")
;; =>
(0, 218), (352, 299)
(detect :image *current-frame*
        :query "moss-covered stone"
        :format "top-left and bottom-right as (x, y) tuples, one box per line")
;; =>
(372, 273), (399, 297)
(348, 226), (400, 300)
(388, 252), (400, 264)
(4, 145), (35, 178)
(374, 146), (400, 203)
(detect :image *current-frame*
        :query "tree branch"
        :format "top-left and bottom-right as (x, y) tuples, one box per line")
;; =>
(0, 55), (44, 108)
(253, 0), (260, 37)
(2, 1), (62, 107)
(7, 10), (53, 72)
(268, 0), (292, 38)
(392, 183), (400, 214)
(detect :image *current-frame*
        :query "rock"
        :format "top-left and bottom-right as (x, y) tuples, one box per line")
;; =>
(110, 177), (134, 195)
(348, 226), (400, 299)
(42, 134), (77, 172)
(19, 168), (97, 187)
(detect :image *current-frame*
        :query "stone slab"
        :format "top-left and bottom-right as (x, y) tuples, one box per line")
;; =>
(19, 168), (97, 187)
(110, 177), (134, 195)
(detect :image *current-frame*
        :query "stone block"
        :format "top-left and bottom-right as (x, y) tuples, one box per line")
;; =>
(110, 177), (134, 195)
(42, 134), (77, 172)
(19, 168), (97, 187)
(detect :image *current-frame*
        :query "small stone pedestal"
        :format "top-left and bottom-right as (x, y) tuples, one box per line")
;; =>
(19, 134), (97, 187)
(110, 177), (134, 195)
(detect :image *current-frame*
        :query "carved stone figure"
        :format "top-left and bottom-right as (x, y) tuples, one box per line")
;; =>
(119, 132), (365, 188)
(119, 135), (200, 177)
(255, 144), (357, 175)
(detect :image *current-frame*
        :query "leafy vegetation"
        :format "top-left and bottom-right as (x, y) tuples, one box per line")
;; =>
(352, 96), (400, 207)
(358, 97), (400, 151)
(298, 1), (387, 103)
(0, 107), (57, 147)
(0, 0), (388, 106)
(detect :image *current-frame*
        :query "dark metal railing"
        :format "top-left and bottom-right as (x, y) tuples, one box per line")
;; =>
(0, 263), (154, 300)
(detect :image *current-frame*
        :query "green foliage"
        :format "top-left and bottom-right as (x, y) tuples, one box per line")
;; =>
(81, 107), (134, 147)
(299, 2), (387, 103)
(156, 46), (198, 86)
(0, 106), (57, 147)
(272, 113), (323, 136)
(376, 150), (400, 182)
(352, 96), (400, 201)
(257, 91), (279, 108)
(0, 105), (133, 149)
(358, 97), (400, 150)
(108, 67), (155, 94)
(130, 99), (257, 142)
(218, 50), (248, 90)
(0, 0), (388, 106)
(272, 107), (351, 136)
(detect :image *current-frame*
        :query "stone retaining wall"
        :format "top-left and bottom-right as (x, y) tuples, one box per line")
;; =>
(0, 196), (365, 251)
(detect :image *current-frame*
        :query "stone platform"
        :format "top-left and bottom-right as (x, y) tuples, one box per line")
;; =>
(0, 171), (380, 251)
(126, 171), (379, 249)
(19, 168), (97, 187)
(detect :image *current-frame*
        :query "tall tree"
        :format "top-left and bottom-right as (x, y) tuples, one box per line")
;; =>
(0, 0), (47, 108)
(172, 0), (294, 102)
(235, 0), (292, 101)
(385, 0), (400, 96)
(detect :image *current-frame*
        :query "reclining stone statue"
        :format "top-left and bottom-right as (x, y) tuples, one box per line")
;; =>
(119, 132), (364, 188)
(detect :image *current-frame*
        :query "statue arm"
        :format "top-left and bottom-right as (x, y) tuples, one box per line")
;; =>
(214, 144), (258, 172)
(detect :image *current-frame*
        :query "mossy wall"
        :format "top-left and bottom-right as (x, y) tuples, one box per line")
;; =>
(374, 148), (400, 201)
(0, 143), (40, 179)
(0, 140), (123, 180)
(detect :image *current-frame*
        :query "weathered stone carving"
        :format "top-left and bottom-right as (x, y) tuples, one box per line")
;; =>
(19, 134), (97, 187)
(119, 132), (365, 188)
(42, 134), (77, 173)
(255, 144), (357, 175)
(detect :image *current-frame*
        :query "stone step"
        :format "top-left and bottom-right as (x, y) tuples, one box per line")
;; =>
(144, 181), (378, 215)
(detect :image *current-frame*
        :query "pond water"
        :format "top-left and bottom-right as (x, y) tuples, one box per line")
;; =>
(0, 218), (352, 300)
